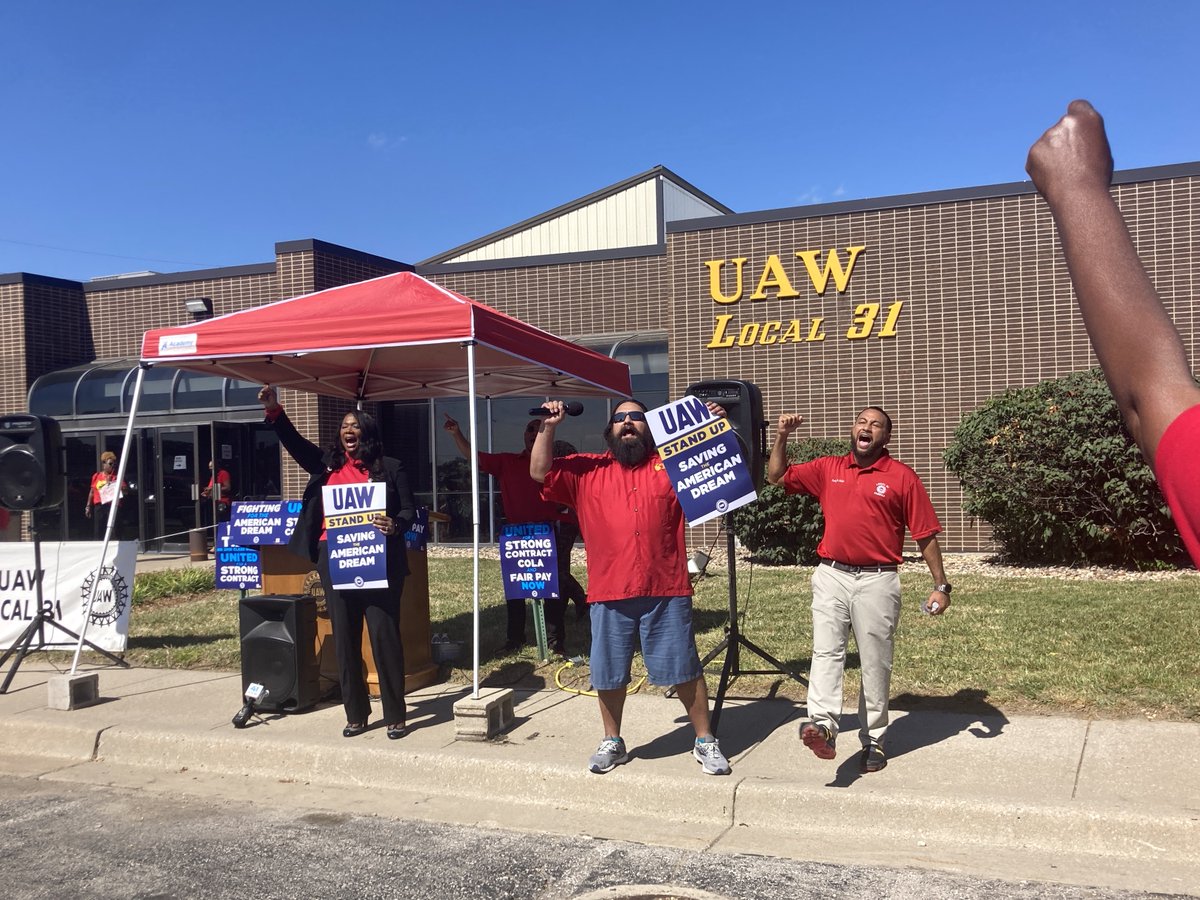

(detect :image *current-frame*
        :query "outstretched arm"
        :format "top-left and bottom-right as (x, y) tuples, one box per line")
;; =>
(442, 413), (474, 459)
(766, 414), (804, 485)
(1026, 100), (1200, 466)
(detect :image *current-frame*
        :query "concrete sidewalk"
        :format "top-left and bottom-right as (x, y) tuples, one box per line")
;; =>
(0, 660), (1196, 896)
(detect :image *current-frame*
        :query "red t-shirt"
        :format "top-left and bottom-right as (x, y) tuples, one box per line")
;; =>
(478, 450), (566, 525)
(782, 452), (941, 565)
(1154, 403), (1200, 567)
(541, 452), (692, 602)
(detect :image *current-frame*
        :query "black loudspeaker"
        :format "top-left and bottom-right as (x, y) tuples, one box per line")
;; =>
(0, 414), (65, 511)
(685, 380), (766, 491)
(238, 594), (321, 712)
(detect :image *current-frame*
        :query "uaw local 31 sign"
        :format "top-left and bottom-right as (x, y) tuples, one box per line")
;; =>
(648, 396), (758, 526)
(0, 541), (137, 652)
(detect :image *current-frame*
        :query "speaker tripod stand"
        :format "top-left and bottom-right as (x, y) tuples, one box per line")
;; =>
(692, 512), (807, 733)
(0, 529), (128, 694)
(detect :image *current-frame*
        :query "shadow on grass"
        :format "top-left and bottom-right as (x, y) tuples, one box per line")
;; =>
(127, 634), (235, 650)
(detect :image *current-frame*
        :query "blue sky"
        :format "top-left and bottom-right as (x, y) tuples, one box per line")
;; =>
(3, 1), (1198, 282)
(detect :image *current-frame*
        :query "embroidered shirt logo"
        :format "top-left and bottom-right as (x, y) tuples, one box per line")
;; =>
(874, 482), (888, 497)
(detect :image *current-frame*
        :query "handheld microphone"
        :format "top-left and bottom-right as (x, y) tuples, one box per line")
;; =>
(528, 401), (584, 417)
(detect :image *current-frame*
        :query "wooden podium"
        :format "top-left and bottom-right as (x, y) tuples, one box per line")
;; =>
(259, 543), (439, 696)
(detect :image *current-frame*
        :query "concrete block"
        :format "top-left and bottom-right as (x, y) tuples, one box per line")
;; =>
(452, 688), (515, 741)
(47, 673), (100, 711)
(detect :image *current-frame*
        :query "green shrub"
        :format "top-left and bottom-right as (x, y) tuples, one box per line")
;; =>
(943, 368), (1182, 568)
(733, 437), (849, 565)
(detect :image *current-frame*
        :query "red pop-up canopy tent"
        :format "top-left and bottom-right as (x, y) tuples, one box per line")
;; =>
(75, 272), (632, 692)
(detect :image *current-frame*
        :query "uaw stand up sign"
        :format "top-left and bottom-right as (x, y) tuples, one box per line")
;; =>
(321, 483), (387, 590)
(647, 395), (758, 526)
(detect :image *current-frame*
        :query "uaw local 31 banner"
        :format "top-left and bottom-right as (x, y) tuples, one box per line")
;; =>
(0, 541), (137, 652)
(648, 396), (758, 526)
(322, 482), (387, 590)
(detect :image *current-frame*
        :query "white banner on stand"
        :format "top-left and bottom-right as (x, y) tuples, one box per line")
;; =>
(0, 541), (137, 652)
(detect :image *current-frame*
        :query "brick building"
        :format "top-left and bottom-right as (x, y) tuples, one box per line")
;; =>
(3, 162), (1197, 552)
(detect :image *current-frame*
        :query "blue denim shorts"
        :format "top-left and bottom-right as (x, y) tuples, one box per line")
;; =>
(588, 595), (703, 690)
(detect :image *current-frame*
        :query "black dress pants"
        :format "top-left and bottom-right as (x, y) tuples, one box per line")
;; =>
(317, 542), (406, 726)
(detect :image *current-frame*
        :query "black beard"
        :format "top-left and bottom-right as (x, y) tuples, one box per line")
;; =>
(606, 429), (654, 467)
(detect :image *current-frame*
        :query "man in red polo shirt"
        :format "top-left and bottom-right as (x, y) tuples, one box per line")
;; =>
(444, 413), (586, 656)
(768, 406), (951, 774)
(531, 398), (731, 777)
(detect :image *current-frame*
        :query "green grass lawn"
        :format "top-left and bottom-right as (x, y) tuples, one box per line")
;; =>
(119, 557), (1200, 721)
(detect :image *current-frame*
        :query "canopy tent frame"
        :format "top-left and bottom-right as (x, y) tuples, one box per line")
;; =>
(69, 272), (632, 698)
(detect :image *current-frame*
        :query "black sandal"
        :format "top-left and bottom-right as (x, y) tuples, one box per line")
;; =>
(342, 722), (368, 738)
(386, 724), (407, 740)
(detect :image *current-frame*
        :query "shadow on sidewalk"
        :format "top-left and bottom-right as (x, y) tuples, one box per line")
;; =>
(823, 687), (1008, 788)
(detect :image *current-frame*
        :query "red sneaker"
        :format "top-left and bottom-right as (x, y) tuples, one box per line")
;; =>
(800, 723), (837, 760)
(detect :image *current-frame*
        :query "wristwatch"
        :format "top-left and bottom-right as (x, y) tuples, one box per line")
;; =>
(934, 583), (952, 595)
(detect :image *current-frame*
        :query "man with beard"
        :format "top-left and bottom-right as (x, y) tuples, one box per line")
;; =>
(767, 407), (949, 774)
(530, 398), (731, 776)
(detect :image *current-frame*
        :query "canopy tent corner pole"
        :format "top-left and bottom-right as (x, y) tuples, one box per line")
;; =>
(465, 341), (481, 699)
(71, 364), (146, 675)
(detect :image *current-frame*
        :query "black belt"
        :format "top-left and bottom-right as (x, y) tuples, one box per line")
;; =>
(819, 558), (898, 574)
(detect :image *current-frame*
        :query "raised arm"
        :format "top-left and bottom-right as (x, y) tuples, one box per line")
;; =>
(529, 404), (563, 483)
(258, 384), (325, 475)
(1026, 100), (1200, 466)
(442, 413), (474, 459)
(767, 413), (804, 485)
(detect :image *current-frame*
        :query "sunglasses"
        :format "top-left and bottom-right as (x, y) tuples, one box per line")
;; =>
(610, 410), (647, 424)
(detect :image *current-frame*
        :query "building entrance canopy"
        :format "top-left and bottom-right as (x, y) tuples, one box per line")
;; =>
(128, 270), (633, 695)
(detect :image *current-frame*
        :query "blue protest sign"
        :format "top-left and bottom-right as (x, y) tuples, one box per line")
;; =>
(229, 500), (302, 545)
(647, 395), (758, 526)
(322, 482), (387, 590)
(405, 507), (429, 552)
(214, 523), (262, 590)
(498, 522), (559, 599)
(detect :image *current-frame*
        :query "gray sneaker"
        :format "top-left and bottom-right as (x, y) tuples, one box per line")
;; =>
(693, 737), (731, 775)
(588, 736), (629, 774)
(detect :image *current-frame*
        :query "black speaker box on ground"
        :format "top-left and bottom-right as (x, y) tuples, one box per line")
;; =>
(684, 380), (766, 491)
(238, 594), (321, 713)
(0, 414), (65, 511)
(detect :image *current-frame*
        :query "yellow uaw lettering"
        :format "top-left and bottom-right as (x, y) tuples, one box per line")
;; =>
(795, 245), (866, 295)
(707, 313), (735, 348)
(705, 257), (748, 305)
(748, 254), (800, 301)
(325, 511), (374, 529)
(846, 303), (880, 340)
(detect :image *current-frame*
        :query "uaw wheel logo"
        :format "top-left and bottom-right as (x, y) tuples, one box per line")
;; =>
(81, 565), (130, 627)
(716, 498), (729, 513)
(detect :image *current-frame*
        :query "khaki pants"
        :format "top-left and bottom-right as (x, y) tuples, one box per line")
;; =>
(807, 564), (902, 748)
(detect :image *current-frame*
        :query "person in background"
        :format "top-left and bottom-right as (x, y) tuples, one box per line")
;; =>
(258, 385), (416, 740)
(1026, 100), (1200, 567)
(443, 413), (587, 657)
(531, 398), (732, 777)
(84, 450), (127, 540)
(768, 407), (950, 774)
(201, 460), (234, 524)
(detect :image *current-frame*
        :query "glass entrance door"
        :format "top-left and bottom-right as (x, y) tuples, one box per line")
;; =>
(155, 428), (201, 551)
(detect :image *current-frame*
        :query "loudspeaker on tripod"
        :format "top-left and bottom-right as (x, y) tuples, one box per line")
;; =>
(238, 594), (321, 712)
(685, 380), (766, 490)
(0, 414), (65, 511)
